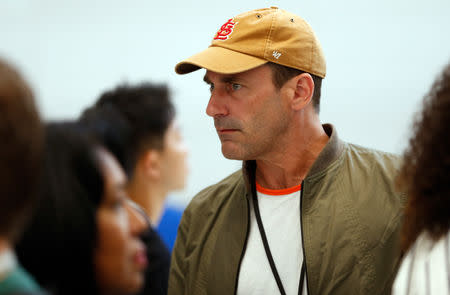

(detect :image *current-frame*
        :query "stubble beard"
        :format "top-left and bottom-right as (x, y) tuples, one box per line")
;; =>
(220, 115), (290, 161)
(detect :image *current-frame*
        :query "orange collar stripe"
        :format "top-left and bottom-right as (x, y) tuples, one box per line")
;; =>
(255, 182), (302, 196)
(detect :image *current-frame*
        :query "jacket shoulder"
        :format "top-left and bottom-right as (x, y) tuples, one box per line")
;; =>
(340, 142), (407, 211)
(345, 143), (402, 178)
(186, 169), (244, 213)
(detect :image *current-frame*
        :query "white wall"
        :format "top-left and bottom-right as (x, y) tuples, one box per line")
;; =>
(1, 0), (449, 206)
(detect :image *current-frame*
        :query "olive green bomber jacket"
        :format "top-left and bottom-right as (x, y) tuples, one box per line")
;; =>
(169, 124), (406, 295)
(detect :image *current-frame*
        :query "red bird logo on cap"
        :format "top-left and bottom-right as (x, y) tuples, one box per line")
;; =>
(213, 18), (238, 41)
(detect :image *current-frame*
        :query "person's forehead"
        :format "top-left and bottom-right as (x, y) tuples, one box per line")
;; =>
(203, 71), (236, 83)
(203, 65), (271, 83)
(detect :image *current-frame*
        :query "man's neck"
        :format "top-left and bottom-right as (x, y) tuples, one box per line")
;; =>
(126, 177), (168, 226)
(255, 122), (329, 189)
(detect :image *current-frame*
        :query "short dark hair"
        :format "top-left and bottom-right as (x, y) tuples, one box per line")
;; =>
(81, 105), (133, 175)
(80, 83), (175, 177)
(16, 122), (103, 295)
(267, 62), (323, 113)
(0, 59), (43, 242)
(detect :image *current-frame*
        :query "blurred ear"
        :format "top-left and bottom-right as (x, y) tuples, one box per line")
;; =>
(140, 149), (162, 180)
(283, 73), (314, 111)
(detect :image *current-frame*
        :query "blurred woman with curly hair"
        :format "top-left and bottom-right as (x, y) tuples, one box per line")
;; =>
(393, 63), (450, 294)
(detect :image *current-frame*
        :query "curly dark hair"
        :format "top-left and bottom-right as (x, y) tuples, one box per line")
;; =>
(397, 62), (450, 252)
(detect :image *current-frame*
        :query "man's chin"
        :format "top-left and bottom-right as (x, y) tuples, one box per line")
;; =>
(221, 145), (244, 160)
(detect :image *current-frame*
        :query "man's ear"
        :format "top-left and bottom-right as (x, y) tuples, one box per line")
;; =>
(284, 73), (315, 111)
(140, 149), (162, 180)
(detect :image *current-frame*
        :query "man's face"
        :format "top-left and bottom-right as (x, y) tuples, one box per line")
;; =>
(204, 64), (290, 160)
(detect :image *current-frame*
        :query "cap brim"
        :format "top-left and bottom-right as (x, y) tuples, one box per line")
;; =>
(175, 46), (267, 75)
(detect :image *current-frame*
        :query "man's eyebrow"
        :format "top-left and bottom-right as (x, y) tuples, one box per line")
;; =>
(203, 74), (238, 84)
(221, 76), (235, 83)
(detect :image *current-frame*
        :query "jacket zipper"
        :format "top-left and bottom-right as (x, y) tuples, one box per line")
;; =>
(233, 194), (251, 295)
(300, 180), (311, 295)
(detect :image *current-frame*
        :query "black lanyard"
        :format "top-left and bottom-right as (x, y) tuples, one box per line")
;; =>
(252, 189), (306, 295)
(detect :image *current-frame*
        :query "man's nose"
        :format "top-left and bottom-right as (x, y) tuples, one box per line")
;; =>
(206, 90), (229, 118)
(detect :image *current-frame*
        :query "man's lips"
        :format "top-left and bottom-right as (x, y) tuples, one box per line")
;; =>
(217, 128), (238, 133)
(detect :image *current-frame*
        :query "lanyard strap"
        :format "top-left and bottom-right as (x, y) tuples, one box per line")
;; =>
(252, 193), (306, 295)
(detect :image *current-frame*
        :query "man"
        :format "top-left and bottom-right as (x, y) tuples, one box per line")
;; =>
(169, 7), (405, 295)
(0, 59), (44, 294)
(80, 83), (188, 295)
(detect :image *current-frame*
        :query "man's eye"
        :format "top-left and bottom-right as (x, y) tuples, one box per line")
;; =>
(209, 84), (214, 92)
(231, 83), (241, 91)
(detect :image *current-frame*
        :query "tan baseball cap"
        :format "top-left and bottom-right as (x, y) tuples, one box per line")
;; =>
(175, 7), (326, 78)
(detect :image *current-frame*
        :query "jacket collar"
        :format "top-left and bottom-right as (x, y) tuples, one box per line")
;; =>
(242, 124), (344, 196)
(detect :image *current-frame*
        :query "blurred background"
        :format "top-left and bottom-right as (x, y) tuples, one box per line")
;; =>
(1, 0), (449, 209)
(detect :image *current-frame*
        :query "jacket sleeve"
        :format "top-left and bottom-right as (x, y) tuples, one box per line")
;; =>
(168, 206), (190, 295)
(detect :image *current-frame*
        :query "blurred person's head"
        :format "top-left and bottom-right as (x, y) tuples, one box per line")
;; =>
(80, 83), (188, 225)
(16, 122), (148, 295)
(397, 62), (450, 252)
(0, 58), (43, 246)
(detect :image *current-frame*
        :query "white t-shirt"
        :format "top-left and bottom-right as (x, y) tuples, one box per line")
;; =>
(393, 229), (450, 295)
(237, 183), (308, 295)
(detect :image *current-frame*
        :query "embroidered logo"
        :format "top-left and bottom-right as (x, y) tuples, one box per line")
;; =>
(272, 51), (282, 59)
(213, 18), (238, 41)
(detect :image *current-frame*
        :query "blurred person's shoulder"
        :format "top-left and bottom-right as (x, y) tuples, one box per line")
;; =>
(0, 265), (44, 295)
(393, 229), (450, 294)
(3, 292), (50, 295)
